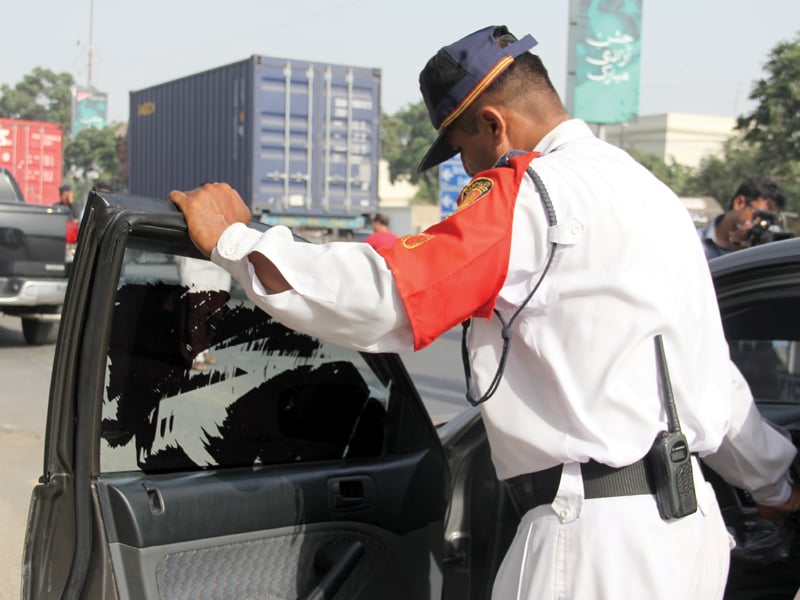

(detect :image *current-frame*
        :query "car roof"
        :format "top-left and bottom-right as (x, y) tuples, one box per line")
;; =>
(708, 236), (800, 279)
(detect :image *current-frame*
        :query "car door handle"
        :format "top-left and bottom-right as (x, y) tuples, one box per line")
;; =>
(301, 539), (365, 600)
(328, 476), (374, 511)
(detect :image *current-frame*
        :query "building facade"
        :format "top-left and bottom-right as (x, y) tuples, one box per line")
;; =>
(602, 113), (736, 168)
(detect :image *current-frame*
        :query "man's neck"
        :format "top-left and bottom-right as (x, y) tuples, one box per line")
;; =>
(713, 214), (736, 250)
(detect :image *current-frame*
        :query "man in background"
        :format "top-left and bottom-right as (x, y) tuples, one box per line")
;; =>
(698, 175), (788, 260)
(364, 213), (398, 250)
(53, 184), (79, 219)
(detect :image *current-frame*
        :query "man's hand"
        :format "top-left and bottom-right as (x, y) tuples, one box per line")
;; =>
(757, 483), (800, 525)
(170, 183), (252, 257)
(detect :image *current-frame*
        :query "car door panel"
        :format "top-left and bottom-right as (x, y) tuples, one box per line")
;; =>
(97, 454), (438, 546)
(111, 525), (384, 600)
(709, 246), (800, 599)
(96, 457), (442, 600)
(23, 192), (449, 600)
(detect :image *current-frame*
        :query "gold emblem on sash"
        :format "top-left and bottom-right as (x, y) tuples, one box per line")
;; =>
(400, 233), (434, 249)
(458, 177), (493, 211)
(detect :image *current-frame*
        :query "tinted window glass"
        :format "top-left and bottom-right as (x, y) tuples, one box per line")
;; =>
(101, 248), (389, 474)
(720, 289), (800, 407)
(0, 170), (23, 202)
(730, 340), (800, 405)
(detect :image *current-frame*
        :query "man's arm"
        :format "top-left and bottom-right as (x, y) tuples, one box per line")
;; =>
(170, 183), (291, 292)
(171, 182), (414, 353)
(247, 252), (291, 293)
(758, 484), (800, 523)
(701, 361), (798, 515)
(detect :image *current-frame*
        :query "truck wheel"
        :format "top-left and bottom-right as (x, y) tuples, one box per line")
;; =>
(21, 318), (58, 345)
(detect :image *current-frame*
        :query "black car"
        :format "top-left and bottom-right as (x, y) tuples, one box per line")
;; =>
(22, 191), (799, 599)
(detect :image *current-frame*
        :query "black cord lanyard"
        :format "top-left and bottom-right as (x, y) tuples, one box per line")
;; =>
(461, 166), (558, 407)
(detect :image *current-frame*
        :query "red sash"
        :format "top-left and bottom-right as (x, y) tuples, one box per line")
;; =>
(378, 151), (539, 349)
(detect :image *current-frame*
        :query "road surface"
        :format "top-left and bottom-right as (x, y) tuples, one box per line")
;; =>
(0, 315), (53, 600)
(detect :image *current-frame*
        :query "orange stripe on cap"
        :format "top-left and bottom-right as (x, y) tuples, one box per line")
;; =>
(439, 55), (515, 130)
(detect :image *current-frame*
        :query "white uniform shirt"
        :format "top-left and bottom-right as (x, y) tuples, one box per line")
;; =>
(212, 119), (794, 503)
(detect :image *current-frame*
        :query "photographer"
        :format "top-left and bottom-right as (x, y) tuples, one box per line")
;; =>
(698, 175), (788, 260)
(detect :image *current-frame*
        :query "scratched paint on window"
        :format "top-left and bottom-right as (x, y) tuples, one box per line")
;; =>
(100, 249), (388, 474)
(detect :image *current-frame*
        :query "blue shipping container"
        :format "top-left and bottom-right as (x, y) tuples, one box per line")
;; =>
(128, 55), (381, 219)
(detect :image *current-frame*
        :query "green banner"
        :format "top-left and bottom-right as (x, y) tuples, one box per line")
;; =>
(572, 0), (642, 124)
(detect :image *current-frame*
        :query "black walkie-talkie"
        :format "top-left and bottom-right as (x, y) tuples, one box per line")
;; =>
(648, 335), (697, 520)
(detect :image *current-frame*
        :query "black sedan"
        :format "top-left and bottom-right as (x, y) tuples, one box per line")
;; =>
(21, 191), (799, 599)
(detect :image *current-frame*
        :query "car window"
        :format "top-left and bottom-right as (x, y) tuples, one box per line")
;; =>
(719, 287), (800, 407)
(100, 246), (390, 474)
(730, 340), (800, 405)
(0, 169), (23, 202)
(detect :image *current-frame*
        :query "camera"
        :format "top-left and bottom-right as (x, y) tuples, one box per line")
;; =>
(747, 210), (793, 246)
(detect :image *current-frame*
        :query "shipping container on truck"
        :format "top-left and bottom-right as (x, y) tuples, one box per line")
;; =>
(0, 118), (64, 206)
(128, 55), (381, 230)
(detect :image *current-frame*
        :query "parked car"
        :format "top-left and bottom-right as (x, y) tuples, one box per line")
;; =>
(21, 190), (799, 599)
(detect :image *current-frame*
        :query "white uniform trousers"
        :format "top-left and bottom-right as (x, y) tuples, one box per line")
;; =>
(492, 458), (734, 599)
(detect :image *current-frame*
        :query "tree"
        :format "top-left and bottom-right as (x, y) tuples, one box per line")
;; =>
(382, 101), (439, 203)
(1, 67), (125, 199)
(736, 33), (800, 171)
(729, 33), (800, 215)
(690, 136), (763, 209)
(63, 125), (124, 204)
(0, 68), (74, 134)
(668, 34), (800, 220)
(627, 149), (698, 197)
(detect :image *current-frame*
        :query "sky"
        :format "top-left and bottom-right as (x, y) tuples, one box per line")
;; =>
(3, 0), (799, 125)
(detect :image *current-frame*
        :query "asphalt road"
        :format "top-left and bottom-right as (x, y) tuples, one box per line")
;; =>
(0, 313), (467, 599)
(399, 326), (468, 424)
(0, 314), (53, 600)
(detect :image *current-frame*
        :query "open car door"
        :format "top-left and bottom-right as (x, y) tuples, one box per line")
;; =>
(22, 191), (451, 599)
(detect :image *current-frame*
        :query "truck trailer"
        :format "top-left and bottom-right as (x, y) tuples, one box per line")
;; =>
(0, 118), (64, 206)
(128, 55), (381, 233)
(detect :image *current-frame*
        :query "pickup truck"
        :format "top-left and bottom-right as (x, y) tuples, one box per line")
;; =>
(0, 166), (75, 344)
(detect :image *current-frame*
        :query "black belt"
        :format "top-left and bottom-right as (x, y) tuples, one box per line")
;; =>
(506, 458), (656, 515)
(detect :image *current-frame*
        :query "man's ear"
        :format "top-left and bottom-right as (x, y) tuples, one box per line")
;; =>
(732, 194), (749, 211)
(477, 106), (504, 135)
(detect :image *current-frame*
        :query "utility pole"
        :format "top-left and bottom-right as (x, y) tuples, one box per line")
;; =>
(87, 0), (94, 89)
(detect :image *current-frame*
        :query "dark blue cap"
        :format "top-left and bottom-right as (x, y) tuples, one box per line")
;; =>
(417, 26), (537, 172)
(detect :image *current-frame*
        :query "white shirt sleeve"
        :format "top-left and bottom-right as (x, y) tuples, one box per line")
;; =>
(701, 360), (797, 505)
(210, 223), (414, 353)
